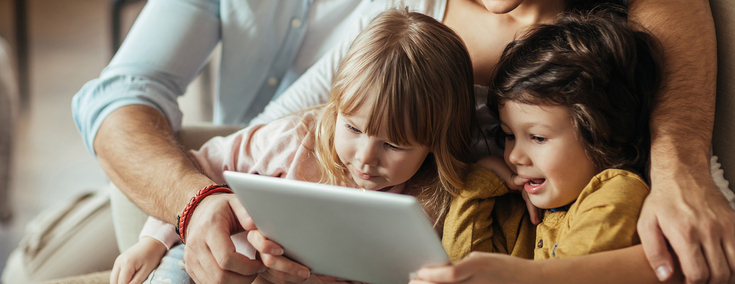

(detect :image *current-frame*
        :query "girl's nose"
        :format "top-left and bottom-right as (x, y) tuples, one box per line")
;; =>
(356, 140), (379, 167)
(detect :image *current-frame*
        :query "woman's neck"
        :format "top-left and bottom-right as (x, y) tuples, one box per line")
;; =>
(506, 0), (566, 26)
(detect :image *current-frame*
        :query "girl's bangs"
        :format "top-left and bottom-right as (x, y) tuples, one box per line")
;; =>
(336, 77), (420, 147)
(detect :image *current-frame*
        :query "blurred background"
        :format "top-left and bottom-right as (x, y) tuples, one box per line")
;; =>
(0, 0), (147, 273)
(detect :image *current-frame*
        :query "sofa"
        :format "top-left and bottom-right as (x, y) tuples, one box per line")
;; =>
(3, 0), (734, 283)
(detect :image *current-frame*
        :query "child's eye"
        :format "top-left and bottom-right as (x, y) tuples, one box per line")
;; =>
(504, 133), (515, 141)
(385, 143), (403, 151)
(532, 135), (547, 143)
(346, 124), (362, 134)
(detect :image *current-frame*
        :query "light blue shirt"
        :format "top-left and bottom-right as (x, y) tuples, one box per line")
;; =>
(72, 0), (364, 155)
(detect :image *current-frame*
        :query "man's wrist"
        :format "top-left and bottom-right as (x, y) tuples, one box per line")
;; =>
(176, 184), (233, 243)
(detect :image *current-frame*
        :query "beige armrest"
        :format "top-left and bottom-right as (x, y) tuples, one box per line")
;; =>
(175, 124), (241, 151)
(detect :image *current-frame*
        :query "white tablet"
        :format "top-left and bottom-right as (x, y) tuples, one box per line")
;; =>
(223, 171), (449, 284)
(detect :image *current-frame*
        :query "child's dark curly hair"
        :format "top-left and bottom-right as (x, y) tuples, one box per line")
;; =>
(489, 6), (662, 174)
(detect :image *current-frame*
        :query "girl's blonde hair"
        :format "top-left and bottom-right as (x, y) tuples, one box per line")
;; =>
(313, 8), (476, 225)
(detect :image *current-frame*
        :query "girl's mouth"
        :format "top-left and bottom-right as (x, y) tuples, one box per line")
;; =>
(524, 178), (546, 194)
(354, 168), (375, 180)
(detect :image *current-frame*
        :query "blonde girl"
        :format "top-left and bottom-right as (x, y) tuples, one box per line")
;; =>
(110, 8), (476, 284)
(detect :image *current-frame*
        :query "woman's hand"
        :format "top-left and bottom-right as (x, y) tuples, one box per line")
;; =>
(184, 194), (266, 284)
(110, 236), (167, 284)
(476, 156), (541, 224)
(409, 252), (535, 284)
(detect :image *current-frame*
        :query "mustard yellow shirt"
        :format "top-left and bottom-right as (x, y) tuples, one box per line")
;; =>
(443, 166), (649, 262)
(534, 169), (649, 259)
(442, 164), (536, 261)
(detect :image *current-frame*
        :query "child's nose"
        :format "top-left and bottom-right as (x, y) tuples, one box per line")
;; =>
(508, 144), (530, 166)
(356, 141), (379, 167)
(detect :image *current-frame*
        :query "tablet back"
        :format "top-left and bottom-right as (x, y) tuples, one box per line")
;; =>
(224, 171), (449, 284)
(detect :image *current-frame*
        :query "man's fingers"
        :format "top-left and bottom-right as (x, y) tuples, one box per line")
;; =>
(248, 230), (285, 256)
(228, 196), (256, 231)
(188, 241), (260, 284)
(249, 230), (314, 282)
(208, 227), (264, 275)
(637, 218), (675, 282)
(665, 230), (709, 284)
(260, 253), (311, 281)
(722, 231), (735, 284)
(185, 245), (209, 283)
(701, 237), (730, 284)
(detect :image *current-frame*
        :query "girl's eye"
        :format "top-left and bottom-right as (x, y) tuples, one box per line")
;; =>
(385, 143), (403, 151)
(346, 124), (361, 134)
(532, 135), (547, 143)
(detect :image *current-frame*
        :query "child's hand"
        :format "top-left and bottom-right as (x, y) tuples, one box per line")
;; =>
(409, 252), (536, 284)
(475, 156), (527, 190)
(110, 236), (168, 284)
(476, 156), (541, 224)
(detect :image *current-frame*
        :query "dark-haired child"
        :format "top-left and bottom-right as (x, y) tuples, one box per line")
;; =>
(440, 7), (662, 265)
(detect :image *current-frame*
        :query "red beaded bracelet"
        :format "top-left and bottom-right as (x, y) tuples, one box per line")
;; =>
(176, 184), (233, 244)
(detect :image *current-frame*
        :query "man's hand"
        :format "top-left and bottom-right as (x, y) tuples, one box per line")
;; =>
(184, 194), (266, 284)
(246, 228), (312, 283)
(638, 165), (735, 284)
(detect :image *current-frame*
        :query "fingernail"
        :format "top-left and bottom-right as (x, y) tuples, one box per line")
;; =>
(258, 266), (267, 273)
(409, 271), (418, 280)
(298, 269), (310, 278)
(656, 265), (672, 280)
(270, 248), (283, 255)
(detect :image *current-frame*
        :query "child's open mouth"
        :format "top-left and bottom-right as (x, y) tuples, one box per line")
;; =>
(524, 178), (546, 194)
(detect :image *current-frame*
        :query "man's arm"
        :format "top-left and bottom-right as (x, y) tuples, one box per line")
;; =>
(94, 105), (209, 224)
(629, 0), (735, 283)
(95, 105), (267, 283)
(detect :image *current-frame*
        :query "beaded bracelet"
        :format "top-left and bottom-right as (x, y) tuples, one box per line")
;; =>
(175, 184), (233, 244)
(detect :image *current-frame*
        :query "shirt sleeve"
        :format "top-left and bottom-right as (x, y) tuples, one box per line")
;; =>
(139, 216), (180, 250)
(553, 171), (650, 258)
(189, 111), (317, 184)
(72, 0), (221, 155)
(442, 164), (524, 261)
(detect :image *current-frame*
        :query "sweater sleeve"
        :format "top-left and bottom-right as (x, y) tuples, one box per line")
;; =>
(443, 164), (514, 261)
(189, 111), (317, 183)
(139, 216), (180, 250)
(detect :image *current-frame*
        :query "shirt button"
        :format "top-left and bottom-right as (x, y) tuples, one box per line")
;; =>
(291, 18), (302, 28)
(537, 239), (543, 248)
(267, 77), (278, 86)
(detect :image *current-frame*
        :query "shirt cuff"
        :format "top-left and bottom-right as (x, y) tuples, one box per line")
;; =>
(139, 216), (180, 250)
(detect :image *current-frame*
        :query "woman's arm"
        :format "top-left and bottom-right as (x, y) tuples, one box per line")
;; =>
(628, 0), (735, 283)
